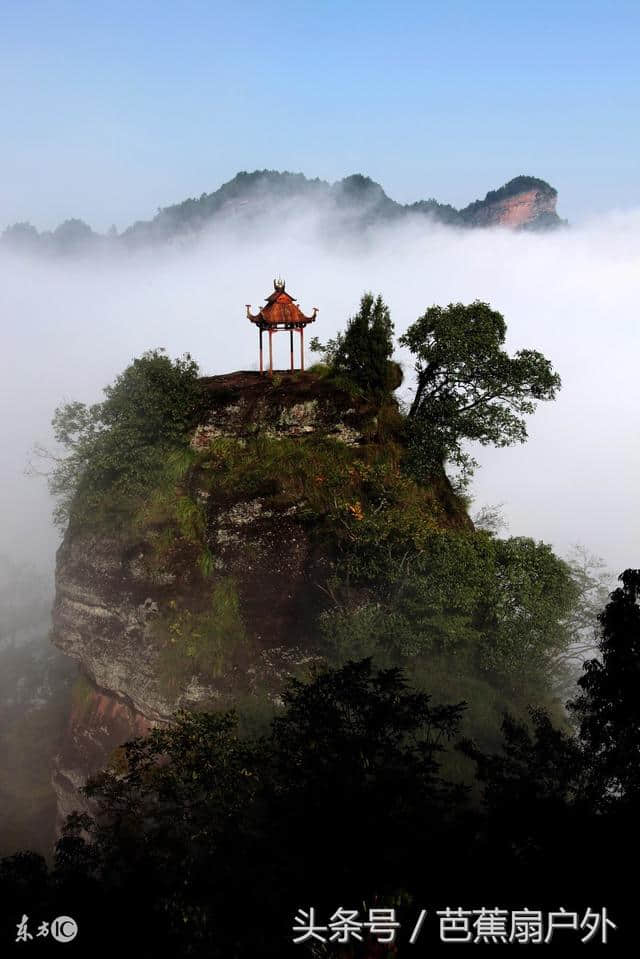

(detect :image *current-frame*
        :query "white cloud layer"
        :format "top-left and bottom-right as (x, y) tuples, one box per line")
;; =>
(1, 207), (638, 582)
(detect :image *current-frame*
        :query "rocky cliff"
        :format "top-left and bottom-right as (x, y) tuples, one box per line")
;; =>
(50, 371), (469, 827)
(472, 188), (557, 227)
(460, 176), (561, 229)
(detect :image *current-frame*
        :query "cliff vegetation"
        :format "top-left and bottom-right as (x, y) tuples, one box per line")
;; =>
(47, 293), (577, 758)
(3, 291), (629, 953)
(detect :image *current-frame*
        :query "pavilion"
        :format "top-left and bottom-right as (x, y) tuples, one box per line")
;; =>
(246, 278), (318, 374)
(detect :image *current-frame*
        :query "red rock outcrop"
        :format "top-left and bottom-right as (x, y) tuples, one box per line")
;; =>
(465, 188), (558, 227)
(460, 175), (562, 229)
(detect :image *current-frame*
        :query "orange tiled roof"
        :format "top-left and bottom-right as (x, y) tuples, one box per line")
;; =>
(246, 280), (317, 327)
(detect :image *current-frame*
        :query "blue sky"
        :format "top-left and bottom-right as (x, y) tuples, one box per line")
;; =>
(2, 0), (639, 231)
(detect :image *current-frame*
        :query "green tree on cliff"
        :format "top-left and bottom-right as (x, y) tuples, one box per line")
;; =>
(399, 301), (561, 482)
(40, 349), (200, 526)
(311, 291), (396, 401)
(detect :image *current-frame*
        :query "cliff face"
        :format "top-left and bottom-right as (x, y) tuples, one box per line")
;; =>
(52, 683), (150, 828)
(50, 372), (469, 827)
(459, 175), (562, 229)
(463, 187), (559, 228)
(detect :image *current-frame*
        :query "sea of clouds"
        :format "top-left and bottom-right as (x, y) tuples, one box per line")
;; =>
(1, 205), (638, 584)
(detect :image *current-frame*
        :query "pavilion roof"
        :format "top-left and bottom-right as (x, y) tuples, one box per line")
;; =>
(246, 280), (317, 327)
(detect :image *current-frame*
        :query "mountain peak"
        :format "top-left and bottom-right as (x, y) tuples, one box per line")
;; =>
(1, 170), (564, 254)
(461, 175), (560, 228)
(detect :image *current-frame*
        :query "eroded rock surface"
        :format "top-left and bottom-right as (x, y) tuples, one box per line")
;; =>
(50, 372), (372, 823)
(465, 187), (560, 228)
(193, 370), (371, 446)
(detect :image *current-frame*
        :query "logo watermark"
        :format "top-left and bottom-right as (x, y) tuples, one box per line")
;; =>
(15, 915), (78, 944)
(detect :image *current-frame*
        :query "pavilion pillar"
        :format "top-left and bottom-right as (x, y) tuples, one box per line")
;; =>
(290, 330), (294, 371)
(259, 328), (263, 374)
(300, 327), (304, 371)
(268, 329), (273, 375)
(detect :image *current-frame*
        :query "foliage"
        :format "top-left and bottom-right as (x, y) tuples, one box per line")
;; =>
(0, 221), (40, 252)
(52, 218), (95, 252)
(153, 579), (249, 699)
(192, 432), (466, 590)
(311, 291), (396, 402)
(309, 333), (343, 367)
(177, 431), (577, 701)
(45, 349), (200, 527)
(316, 522), (582, 756)
(407, 197), (462, 224)
(463, 522), (613, 690)
(399, 301), (561, 484)
(479, 536), (578, 675)
(551, 545), (612, 693)
(128, 446), (216, 579)
(7, 597), (640, 951)
(569, 569), (640, 805)
(563, 547), (612, 645)
(464, 705), (586, 811)
(459, 707), (593, 889)
(321, 532), (578, 690)
(458, 571), (640, 920)
(32, 661), (467, 957)
(479, 174), (556, 204)
(318, 603), (410, 668)
(472, 501), (508, 535)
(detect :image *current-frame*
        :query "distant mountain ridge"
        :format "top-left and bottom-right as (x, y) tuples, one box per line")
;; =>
(1, 171), (563, 255)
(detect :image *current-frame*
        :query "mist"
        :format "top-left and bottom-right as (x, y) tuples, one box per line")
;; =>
(1, 205), (638, 582)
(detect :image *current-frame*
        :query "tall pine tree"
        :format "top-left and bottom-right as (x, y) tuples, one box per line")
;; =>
(333, 292), (394, 400)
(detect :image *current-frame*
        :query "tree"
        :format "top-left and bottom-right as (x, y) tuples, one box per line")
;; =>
(472, 501), (508, 535)
(37, 349), (200, 526)
(457, 571), (640, 932)
(51, 217), (96, 254)
(399, 301), (561, 481)
(461, 707), (589, 864)
(6, 661), (468, 957)
(384, 532), (577, 682)
(549, 545), (612, 693)
(569, 569), (640, 805)
(312, 291), (396, 401)
(1, 221), (40, 253)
